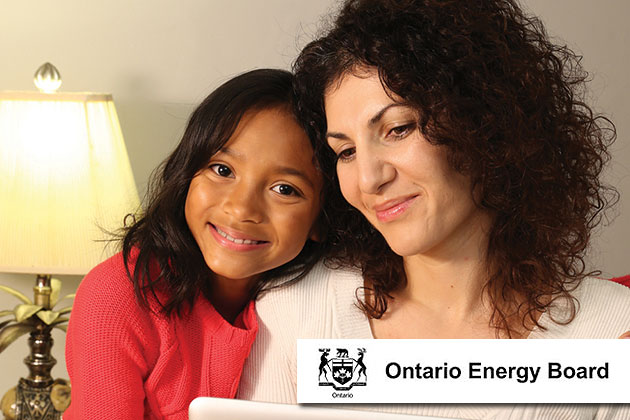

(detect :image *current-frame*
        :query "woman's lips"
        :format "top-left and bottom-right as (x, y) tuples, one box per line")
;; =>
(209, 224), (270, 251)
(373, 195), (418, 222)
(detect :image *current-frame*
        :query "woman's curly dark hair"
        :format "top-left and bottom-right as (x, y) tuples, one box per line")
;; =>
(122, 68), (330, 317)
(293, 0), (618, 335)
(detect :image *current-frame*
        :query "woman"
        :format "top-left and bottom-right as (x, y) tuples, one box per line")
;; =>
(65, 69), (328, 419)
(238, 1), (630, 418)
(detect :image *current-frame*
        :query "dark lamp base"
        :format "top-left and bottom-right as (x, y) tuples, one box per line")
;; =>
(15, 379), (62, 420)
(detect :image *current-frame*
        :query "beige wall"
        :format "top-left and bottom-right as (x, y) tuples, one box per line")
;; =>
(0, 0), (628, 394)
(524, 0), (630, 278)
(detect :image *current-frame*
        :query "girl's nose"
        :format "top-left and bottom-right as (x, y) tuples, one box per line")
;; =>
(222, 182), (264, 224)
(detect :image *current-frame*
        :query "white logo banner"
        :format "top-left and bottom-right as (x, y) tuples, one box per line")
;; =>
(297, 339), (630, 403)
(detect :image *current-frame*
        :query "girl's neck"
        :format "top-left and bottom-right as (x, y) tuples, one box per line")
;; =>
(208, 274), (258, 324)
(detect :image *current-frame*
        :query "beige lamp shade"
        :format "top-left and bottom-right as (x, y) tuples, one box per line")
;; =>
(0, 91), (140, 275)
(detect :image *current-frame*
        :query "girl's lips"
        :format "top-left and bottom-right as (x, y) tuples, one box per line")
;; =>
(374, 195), (418, 222)
(208, 224), (270, 252)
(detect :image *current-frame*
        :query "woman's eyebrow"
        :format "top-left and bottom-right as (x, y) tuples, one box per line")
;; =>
(368, 103), (405, 126)
(326, 103), (407, 140)
(326, 131), (349, 140)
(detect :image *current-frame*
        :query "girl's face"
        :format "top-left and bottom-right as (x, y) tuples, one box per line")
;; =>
(324, 69), (490, 259)
(185, 106), (322, 283)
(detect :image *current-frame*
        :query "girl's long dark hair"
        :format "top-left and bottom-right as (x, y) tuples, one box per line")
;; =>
(122, 69), (328, 317)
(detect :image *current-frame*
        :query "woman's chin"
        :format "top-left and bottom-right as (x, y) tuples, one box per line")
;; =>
(384, 237), (431, 258)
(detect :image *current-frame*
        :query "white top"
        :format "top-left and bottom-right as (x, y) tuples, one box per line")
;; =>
(238, 262), (630, 419)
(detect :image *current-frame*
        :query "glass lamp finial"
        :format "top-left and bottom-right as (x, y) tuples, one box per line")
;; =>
(34, 63), (62, 93)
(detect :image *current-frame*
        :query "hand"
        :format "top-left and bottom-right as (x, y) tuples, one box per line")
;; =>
(619, 331), (630, 339)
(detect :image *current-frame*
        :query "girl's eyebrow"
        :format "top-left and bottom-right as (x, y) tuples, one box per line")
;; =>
(273, 166), (315, 189)
(218, 147), (315, 189)
(218, 147), (243, 158)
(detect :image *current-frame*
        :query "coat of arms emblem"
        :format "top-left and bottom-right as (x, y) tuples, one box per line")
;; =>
(318, 347), (367, 391)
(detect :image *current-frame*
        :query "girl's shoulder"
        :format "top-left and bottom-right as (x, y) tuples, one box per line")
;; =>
(74, 250), (166, 325)
(77, 251), (136, 305)
(77, 248), (168, 313)
(68, 251), (164, 363)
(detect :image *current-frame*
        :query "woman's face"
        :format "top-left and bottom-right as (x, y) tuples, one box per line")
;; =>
(185, 106), (322, 283)
(324, 69), (489, 258)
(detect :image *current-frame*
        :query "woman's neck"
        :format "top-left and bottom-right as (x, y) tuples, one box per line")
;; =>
(371, 261), (496, 339)
(401, 209), (492, 317)
(371, 215), (542, 339)
(400, 252), (488, 320)
(370, 211), (504, 338)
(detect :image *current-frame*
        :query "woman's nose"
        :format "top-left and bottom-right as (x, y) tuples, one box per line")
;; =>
(222, 182), (264, 223)
(355, 145), (395, 195)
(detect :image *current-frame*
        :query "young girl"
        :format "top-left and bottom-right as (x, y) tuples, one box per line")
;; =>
(64, 69), (326, 419)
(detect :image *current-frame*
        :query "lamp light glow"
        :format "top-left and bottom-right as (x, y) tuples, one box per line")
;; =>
(0, 70), (140, 275)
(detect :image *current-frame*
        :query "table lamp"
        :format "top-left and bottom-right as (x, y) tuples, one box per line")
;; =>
(0, 63), (140, 419)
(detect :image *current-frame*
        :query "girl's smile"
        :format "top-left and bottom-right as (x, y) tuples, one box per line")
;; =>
(209, 223), (269, 250)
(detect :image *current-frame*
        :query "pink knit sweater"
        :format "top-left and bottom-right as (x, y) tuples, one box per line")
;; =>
(64, 252), (258, 419)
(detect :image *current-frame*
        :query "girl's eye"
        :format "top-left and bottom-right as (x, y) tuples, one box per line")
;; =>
(271, 184), (299, 196)
(336, 147), (356, 163)
(387, 123), (416, 139)
(209, 164), (233, 178)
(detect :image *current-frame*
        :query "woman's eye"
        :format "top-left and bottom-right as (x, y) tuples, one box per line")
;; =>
(209, 164), (233, 178)
(388, 123), (415, 139)
(336, 147), (356, 162)
(272, 184), (299, 196)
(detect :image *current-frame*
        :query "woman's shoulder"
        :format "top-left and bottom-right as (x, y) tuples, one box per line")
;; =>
(257, 260), (361, 306)
(575, 276), (630, 311)
(254, 260), (364, 335)
(542, 277), (630, 338)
